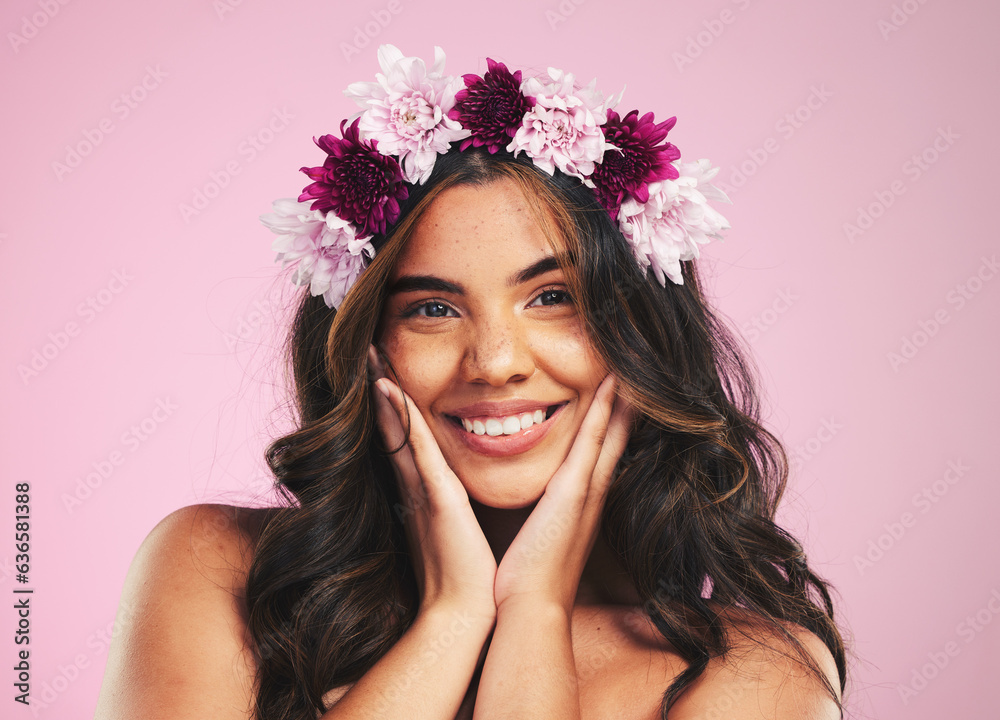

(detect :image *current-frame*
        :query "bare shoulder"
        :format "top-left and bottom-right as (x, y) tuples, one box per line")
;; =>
(94, 504), (275, 720)
(667, 608), (843, 720)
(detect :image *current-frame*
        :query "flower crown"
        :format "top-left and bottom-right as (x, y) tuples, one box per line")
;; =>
(260, 45), (731, 309)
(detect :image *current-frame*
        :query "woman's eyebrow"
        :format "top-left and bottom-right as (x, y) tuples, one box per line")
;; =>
(387, 254), (567, 297)
(387, 276), (464, 296)
(508, 254), (565, 287)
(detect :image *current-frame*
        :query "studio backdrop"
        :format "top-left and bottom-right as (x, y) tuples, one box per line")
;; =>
(2, 0), (997, 717)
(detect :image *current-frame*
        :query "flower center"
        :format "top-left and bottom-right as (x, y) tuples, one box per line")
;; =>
(390, 97), (434, 139)
(549, 114), (576, 146)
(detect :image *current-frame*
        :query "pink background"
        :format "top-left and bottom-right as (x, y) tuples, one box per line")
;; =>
(2, 0), (998, 717)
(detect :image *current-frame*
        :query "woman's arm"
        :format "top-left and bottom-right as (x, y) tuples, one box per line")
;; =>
(317, 356), (502, 718)
(94, 504), (257, 720)
(95, 504), (495, 720)
(323, 602), (493, 719)
(473, 376), (633, 720)
(474, 599), (579, 719)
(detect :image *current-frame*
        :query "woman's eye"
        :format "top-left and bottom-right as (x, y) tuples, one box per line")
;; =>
(413, 302), (453, 318)
(531, 289), (570, 307)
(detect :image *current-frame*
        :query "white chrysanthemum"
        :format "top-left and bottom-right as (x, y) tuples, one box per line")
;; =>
(507, 66), (622, 180)
(344, 45), (470, 185)
(618, 159), (731, 285)
(260, 199), (374, 309)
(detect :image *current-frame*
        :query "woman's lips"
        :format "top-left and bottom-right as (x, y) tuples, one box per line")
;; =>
(445, 403), (567, 457)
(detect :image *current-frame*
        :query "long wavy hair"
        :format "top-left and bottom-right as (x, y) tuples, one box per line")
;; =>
(245, 147), (847, 719)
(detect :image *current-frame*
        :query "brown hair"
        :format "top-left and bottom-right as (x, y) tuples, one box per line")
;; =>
(245, 147), (847, 718)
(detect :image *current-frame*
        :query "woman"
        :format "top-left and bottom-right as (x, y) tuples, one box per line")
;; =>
(95, 46), (846, 719)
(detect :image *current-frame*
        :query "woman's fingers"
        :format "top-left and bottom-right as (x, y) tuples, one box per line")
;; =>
(592, 381), (635, 493)
(375, 377), (459, 497)
(368, 350), (418, 486)
(546, 374), (631, 504)
(368, 347), (498, 615)
(368, 345), (468, 508)
(494, 375), (634, 610)
(367, 343), (385, 382)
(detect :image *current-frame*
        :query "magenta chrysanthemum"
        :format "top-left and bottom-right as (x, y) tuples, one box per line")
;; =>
(591, 110), (681, 220)
(298, 118), (408, 238)
(265, 45), (730, 306)
(449, 58), (535, 153)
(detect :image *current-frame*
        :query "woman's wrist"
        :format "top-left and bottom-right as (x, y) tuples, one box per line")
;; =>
(474, 594), (580, 719)
(322, 598), (493, 719)
(417, 599), (497, 638)
(496, 594), (573, 625)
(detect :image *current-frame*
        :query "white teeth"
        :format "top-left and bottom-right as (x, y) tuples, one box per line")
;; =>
(457, 407), (556, 436)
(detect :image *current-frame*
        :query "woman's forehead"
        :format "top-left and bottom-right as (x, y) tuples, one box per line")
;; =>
(392, 180), (564, 278)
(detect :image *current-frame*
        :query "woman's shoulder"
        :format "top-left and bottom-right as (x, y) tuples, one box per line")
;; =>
(94, 503), (276, 720)
(666, 606), (843, 720)
(130, 503), (274, 596)
(573, 603), (842, 720)
(150, 502), (273, 561)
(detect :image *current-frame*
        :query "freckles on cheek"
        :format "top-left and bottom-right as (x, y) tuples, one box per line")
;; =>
(382, 333), (452, 397)
(537, 325), (606, 382)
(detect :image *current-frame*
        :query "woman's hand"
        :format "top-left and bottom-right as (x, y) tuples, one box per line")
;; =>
(493, 374), (633, 616)
(368, 345), (498, 623)
(471, 375), (633, 718)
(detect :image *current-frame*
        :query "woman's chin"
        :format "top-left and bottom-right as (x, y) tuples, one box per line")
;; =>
(463, 479), (547, 511)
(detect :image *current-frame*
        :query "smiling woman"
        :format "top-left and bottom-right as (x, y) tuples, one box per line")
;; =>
(378, 179), (607, 509)
(95, 45), (847, 720)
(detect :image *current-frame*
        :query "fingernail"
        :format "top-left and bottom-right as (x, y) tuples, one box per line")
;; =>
(375, 378), (391, 400)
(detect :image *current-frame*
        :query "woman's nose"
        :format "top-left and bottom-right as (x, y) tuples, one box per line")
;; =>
(460, 315), (535, 386)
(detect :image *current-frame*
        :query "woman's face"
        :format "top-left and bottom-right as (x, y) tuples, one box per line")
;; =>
(377, 178), (607, 509)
